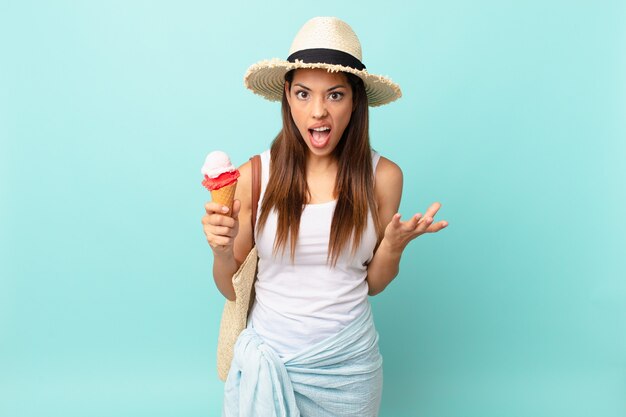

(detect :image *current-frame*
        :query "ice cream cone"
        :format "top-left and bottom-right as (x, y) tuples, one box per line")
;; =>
(210, 182), (237, 216)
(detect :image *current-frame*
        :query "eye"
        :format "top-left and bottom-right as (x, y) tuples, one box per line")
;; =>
(328, 91), (344, 101)
(295, 90), (309, 100)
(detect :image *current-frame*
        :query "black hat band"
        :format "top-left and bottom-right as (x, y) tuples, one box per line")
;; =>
(287, 48), (366, 71)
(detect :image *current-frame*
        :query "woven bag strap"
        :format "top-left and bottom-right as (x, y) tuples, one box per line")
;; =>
(250, 155), (261, 236)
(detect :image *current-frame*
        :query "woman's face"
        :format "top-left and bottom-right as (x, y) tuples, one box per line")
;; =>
(285, 68), (353, 159)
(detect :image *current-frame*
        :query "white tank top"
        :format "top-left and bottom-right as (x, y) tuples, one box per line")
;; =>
(249, 149), (381, 359)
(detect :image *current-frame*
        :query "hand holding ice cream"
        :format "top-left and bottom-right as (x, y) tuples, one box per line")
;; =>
(201, 151), (242, 298)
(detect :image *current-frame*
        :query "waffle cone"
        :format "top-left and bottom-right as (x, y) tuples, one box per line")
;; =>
(210, 182), (237, 215)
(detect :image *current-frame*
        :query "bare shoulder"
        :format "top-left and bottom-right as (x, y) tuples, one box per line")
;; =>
(374, 156), (403, 222)
(375, 156), (403, 186)
(235, 159), (253, 210)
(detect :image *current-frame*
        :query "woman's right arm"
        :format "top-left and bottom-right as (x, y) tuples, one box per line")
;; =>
(201, 160), (254, 301)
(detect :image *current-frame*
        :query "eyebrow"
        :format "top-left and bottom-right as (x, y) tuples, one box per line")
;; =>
(293, 83), (347, 92)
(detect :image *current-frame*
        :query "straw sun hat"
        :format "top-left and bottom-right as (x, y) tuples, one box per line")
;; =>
(244, 17), (402, 107)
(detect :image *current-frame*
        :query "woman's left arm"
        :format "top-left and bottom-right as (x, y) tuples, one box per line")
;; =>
(366, 157), (448, 296)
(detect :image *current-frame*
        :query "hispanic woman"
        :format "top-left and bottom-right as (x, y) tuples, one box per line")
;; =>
(202, 16), (448, 417)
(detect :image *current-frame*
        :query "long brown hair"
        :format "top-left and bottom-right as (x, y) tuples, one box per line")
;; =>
(257, 69), (381, 265)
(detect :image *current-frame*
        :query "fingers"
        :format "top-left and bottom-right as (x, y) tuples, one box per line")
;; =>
(205, 201), (230, 215)
(416, 202), (447, 234)
(383, 203), (447, 251)
(201, 211), (237, 228)
(388, 213), (427, 237)
(426, 220), (448, 233)
(201, 201), (240, 250)
(401, 215), (447, 236)
(206, 223), (238, 237)
(422, 202), (447, 234)
(391, 213), (428, 234)
(390, 213), (422, 234)
(406, 213), (422, 230)
(416, 215), (433, 233)
(202, 217), (239, 249)
(423, 201), (441, 220)
(390, 213), (402, 228)
(207, 234), (235, 248)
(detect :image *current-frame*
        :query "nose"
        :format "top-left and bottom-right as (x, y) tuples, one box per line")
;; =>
(311, 96), (328, 119)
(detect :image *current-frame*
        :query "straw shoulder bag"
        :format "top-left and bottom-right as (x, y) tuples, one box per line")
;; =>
(216, 154), (261, 381)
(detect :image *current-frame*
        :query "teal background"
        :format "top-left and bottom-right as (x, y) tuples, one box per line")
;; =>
(1, 0), (625, 416)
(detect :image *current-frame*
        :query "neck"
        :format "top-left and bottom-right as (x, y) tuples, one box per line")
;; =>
(306, 152), (338, 174)
(304, 152), (338, 203)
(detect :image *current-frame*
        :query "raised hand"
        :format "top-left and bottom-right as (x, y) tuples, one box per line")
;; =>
(383, 202), (448, 252)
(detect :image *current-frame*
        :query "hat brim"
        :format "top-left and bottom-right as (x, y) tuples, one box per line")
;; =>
(244, 59), (402, 107)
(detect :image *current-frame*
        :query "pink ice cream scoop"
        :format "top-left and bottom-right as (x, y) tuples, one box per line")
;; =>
(201, 151), (240, 191)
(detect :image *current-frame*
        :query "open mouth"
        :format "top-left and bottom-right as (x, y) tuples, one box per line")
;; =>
(308, 126), (331, 148)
